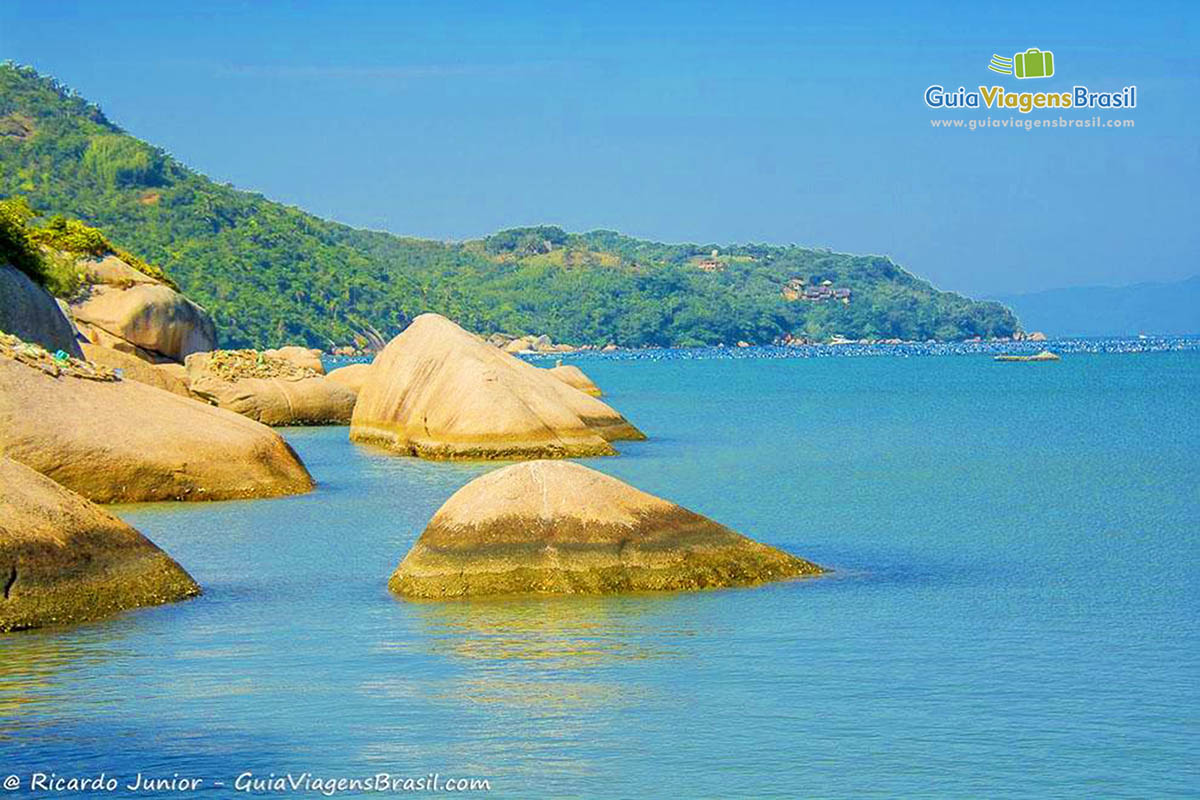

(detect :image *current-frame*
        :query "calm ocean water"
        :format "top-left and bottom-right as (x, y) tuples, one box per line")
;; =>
(1, 347), (1197, 798)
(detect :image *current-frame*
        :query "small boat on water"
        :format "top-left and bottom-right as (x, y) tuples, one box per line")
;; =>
(994, 350), (1061, 362)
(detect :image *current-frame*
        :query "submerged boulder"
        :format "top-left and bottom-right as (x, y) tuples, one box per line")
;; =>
(264, 345), (325, 375)
(390, 460), (823, 598)
(185, 350), (356, 426)
(81, 342), (190, 396)
(350, 314), (644, 459)
(326, 362), (372, 394)
(993, 350), (1061, 363)
(0, 456), (200, 632)
(0, 336), (314, 503)
(68, 255), (216, 364)
(0, 263), (84, 358)
(546, 363), (602, 396)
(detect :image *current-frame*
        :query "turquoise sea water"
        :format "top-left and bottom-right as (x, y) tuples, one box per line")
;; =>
(1, 348), (1197, 798)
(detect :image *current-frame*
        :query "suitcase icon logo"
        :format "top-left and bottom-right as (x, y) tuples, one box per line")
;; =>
(988, 48), (1055, 79)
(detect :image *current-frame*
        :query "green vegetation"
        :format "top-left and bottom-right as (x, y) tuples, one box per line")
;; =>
(0, 195), (174, 295)
(26, 214), (176, 288)
(81, 134), (166, 188)
(0, 196), (80, 295)
(0, 196), (42, 280)
(0, 63), (1019, 348)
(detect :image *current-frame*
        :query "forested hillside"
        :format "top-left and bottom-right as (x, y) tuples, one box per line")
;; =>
(0, 63), (1018, 348)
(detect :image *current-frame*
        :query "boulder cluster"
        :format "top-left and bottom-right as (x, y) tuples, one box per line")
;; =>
(348, 315), (822, 599)
(0, 337), (314, 504)
(0, 261), (318, 629)
(4, 252), (357, 427)
(185, 349), (355, 426)
(487, 332), (576, 354)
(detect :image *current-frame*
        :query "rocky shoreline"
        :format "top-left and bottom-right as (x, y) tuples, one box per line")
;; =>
(0, 225), (822, 630)
(2, 220), (1078, 621)
(329, 329), (1049, 359)
(1, 223), (1065, 624)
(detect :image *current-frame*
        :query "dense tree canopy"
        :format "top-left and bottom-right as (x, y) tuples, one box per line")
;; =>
(0, 63), (1018, 348)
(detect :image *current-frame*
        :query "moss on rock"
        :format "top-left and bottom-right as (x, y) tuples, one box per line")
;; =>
(0, 456), (200, 632)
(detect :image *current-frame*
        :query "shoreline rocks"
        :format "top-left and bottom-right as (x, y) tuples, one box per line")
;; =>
(350, 314), (644, 460)
(68, 254), (216, 364)
(326, 362), (373, 394)
(546, 363), (603, 396)
(0, 336), (314, 502)
(264, 345), (325, 375)
(489, 332), (577, 354)
(81, 342), (191, 396)
(0, 263), (84, 358)
(0, 456), (200, 632)
(185, 350), (356, 426)
(389, 460), (823, 599)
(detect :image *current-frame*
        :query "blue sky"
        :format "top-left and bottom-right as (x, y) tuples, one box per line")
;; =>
(1, 0), (1196, 295)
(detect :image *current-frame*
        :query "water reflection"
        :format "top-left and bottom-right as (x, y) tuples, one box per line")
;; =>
(403, 593), (688, 666)
(368, 593), (693, 720)
(361, 594), (700, 788)
(0, 629), (124, 737)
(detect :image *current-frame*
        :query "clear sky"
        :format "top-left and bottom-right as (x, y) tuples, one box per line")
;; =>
(1, 0), (1196, 296)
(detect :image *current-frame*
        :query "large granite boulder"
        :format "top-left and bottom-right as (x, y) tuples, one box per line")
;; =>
(0, 335), (314, 503)
(185, 350), (356, 426)
(68, 255), (216, 364)
(499, 333), (573, 354)
(326, 362), (373, 394)
(81, 342), (190, 397)
(0, 263), (84, 358)
(0, 456), (200, 632)
(350, 314), (644, 459)
(77, 254), (159, 287)
(156, 362), (189, 385)
(546, 363), (602, 396)
(503, 335), (538, 354)
(263, 345), (325, 375)
(390, 460), (823, 598)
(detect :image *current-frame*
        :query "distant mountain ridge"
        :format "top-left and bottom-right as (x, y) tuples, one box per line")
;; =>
(0, 63), (1017, 349)
(993, 276), (1200, 337)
